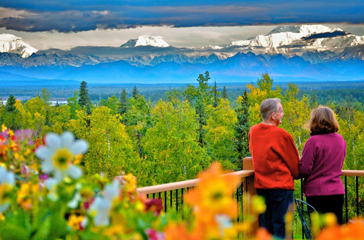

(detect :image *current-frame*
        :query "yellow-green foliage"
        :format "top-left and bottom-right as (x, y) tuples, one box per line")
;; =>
(205, 98), (237, 169)
(142, 100), (211, 186)
(68, 106), (138, 179)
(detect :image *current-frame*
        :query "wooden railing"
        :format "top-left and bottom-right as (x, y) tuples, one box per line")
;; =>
(136, 157), (364, 237)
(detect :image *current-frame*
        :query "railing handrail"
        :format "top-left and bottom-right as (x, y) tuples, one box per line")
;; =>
(137, 170), (254, 194)
(136, 169), (364, 194)
(341, 170), (364, 177)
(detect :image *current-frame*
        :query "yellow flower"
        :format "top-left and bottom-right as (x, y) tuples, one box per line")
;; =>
(17, 182), (39, 211)
(52, 148), (74, 170)
(1, 125), (7, 132)
(67, 214), (85, 230)
(8, 129), (14, 137)
(103, 224), (124, 237)
(0, 184), (13, 205)
(124, 173), (137, 193)
(74, 154), (83, 165)
(323, 213), (337, 227)
(251, 195), (266, 214)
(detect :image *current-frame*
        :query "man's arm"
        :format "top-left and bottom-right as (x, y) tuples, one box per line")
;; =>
(281, 133), (300, 179)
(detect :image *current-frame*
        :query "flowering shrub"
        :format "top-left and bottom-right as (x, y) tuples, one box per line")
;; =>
(0, 126), (363, 240)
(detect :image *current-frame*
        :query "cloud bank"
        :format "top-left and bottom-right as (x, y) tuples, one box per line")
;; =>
(0, 1), (363, 32)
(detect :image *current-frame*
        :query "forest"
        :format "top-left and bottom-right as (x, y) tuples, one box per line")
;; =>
(1, 72), (363, 217)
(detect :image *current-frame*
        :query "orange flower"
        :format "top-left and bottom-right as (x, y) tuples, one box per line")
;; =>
(185, 162), (241, 220)
(255, 228), (273, 240)
(165, 223), (196, 240)
(317, 219), (364, 240)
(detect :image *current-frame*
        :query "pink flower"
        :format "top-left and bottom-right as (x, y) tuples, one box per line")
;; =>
(145, 228), (165, 240)
(145, 199), (163, 216)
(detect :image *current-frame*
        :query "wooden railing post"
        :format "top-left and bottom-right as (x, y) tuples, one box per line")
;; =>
(242, 157), (259, 236)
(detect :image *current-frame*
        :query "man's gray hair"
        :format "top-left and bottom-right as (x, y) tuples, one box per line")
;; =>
(260, 98), (281, 120)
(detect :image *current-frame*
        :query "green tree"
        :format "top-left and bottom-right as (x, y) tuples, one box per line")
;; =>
(222, 86), (228, 99)
(204, 98), (237, 170)
(311, 93), (318, 109)
(213, 81), (218, 108)
(117, 89), (128, 117)
(68, 91), (82, 120)
(132, 85), (139, 99)
(142, 100), (211, 186)
(6, 94), (16, 112)
(100, 95), (118, 115)
(4, 95), (21, 129)
(234, 90), (250, 169)
(68, 107), (138, 178)
(281, 83), (311, 153)
(78, 81), (91, 114)
(166, 88), (182, 106)
(183, 71), (214, 146)
(40, 88), (50, 105)
(246, 73), (282, 126)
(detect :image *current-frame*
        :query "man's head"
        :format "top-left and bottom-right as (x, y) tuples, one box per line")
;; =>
(260, 98), (284, 126)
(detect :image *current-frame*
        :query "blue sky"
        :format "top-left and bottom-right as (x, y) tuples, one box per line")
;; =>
(0, 0), (363, 49)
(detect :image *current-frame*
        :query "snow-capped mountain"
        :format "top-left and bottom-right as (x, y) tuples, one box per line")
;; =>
(0, 34), (37, 58)
(228, 25), (364, 57)
(1, 24), (364, 84)
(121, 35), (169, 48)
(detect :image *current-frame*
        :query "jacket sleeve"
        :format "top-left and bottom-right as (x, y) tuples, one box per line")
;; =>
(280, 133), (300, 179)
(300, 138), (316, 178)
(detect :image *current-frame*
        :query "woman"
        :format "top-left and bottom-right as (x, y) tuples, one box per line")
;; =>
(300, 106), (346, 224)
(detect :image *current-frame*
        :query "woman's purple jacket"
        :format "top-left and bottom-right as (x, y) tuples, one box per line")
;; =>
(300, 133), (346, 197)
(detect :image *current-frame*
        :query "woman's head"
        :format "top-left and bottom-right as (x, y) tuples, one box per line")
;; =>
(309, 106), (339, 134)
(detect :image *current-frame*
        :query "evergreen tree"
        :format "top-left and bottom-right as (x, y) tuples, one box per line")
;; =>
(195, 98), (206, 146)
(118, 89), (128, 116)
(132, 85), (139, 99)
(78, 81), (91, 114)
(5, 94), (21, 129)
(6, 94), (17, 112)
(195, 71), (213, 146)
(213, 81), (218, 108)
(234, 90), (250, 169)
(311, 93), (318, 108)
(222, 86), (228, 99)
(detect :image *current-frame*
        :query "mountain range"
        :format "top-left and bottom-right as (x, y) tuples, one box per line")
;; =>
(0, 25), (364, 83)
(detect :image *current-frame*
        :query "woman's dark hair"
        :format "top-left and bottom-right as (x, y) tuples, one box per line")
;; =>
(309, 106), (339, 134)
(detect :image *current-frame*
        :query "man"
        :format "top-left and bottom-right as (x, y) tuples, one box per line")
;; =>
(249, 98), (299, 239)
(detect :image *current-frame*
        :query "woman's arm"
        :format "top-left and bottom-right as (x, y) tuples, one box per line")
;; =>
(299, 138), (316, 178)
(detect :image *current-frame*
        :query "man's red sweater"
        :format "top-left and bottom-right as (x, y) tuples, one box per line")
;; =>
(249, 123), (300, 190)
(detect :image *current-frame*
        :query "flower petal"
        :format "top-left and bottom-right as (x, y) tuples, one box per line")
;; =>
(68, 165), (83, 180)
(61, 132), (74, 149)
(69, 140), (89, 155)
(45, 178), (58, 190)
(5, 172), (15, 186)
(0, 202), (10, 213)
(45, 133), (62, 151)
(0, 167), (6, 184)
(54, 170), (65, 183)
(42, 159), (54, 173)
(35, 147), (53, 161)
(68, 193), (81, 209)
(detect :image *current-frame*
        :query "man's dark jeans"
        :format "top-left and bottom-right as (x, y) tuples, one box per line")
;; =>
(256, 189), (294, 239)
